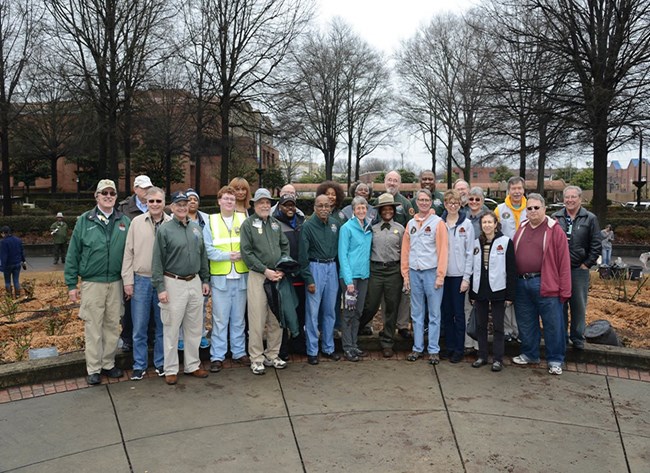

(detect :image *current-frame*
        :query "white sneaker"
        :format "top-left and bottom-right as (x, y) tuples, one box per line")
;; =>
(263, 356), (287, 369)
(512, 355), (529, 365)
(251, 362), (266, 375)
(548, 365), (563, 375)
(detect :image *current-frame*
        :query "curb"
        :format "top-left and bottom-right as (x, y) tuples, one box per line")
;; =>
(1, 336), (648, 389)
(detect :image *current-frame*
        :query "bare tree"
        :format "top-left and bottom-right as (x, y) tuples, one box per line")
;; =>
(276, 19), (352, 180)
(0, 0), (40, 215)
(200, 0), (313, 188)
(276, 138), (309, 183)
(521, 0), (650, 221)
(46, 0), (173, 188)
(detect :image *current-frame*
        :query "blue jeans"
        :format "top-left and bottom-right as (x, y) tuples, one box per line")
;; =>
(131, 274), (163, 370)
(305, 262), (338, 356)
(3, 265), (21, 292)
(441, 276), (466, 356)
(410, 268), (443, 354)
(209, 276), (248, 361)
(515, 277), (566, 365)
(564, 268), (590, 347)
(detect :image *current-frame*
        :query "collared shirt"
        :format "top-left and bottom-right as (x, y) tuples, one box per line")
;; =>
(299, 215), (340, 286)
(135, 198), (148, 214)
(370, 219), (404, 263)
(151, 216), (210, 292)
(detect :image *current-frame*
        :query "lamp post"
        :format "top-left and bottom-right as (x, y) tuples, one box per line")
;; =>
(632, 128), (646, 207)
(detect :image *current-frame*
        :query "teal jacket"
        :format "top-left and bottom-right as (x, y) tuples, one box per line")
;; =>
(338, 217), (372, 285)
(64, 207), (130, 289)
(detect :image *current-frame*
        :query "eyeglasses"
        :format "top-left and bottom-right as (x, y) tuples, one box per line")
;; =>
(468, 198), (482, 202)
(100, 190), (117, 196)
(147, 199), (163, 204)
(446, 201), (460, 206)
(527, 206), (542, 211)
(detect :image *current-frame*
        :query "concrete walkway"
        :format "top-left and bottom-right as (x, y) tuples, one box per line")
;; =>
(1, 358), (648, 473)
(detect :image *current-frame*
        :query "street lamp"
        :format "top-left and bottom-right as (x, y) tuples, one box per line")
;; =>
(632, 128), (646, 207)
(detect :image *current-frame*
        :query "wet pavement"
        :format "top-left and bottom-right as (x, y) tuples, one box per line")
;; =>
(0, 357), (648, 473)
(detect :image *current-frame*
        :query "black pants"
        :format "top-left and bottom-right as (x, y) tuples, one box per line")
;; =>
(475, 299), (505, 362)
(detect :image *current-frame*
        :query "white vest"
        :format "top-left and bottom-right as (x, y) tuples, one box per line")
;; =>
(496, 203), (526, 238)
(472, 235), (510, 294)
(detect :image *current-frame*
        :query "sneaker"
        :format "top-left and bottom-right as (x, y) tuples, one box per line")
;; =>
(354, 348), (368, 357)
(210, 360), (223, 373)
(491, 361), (503, 372)
(200, 337), (210, 349)
(406, 351), (422, 362)
(251, 361), (266, 375)
(155, 366), (165, 377)
(130, 369), (145, 381)
(177, 340), (184, 351)
(472, 358), (488, 368)
(548, 365), (563, 375)
(512, 355), (530, 365)
(263, 356), (287, 369)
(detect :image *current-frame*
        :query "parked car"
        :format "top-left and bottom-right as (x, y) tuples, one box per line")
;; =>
(624, 201), (650, 210)
(484, 198), (498, 210)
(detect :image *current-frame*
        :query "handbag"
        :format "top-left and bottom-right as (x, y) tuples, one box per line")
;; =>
(466, 305), (478, 341)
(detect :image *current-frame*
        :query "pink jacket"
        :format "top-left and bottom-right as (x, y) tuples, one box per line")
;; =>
(513, 216), (572, 303)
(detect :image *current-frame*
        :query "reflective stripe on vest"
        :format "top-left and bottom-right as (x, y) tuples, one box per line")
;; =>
(209, 213), (249, 275)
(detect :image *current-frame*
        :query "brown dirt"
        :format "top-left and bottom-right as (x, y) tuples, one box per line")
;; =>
(1, 271), (649, 364)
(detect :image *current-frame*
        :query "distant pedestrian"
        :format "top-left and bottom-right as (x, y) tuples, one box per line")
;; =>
(50, 212), (68, 264)
(601, 224), (614, 265)
(0, 226), (26, 298)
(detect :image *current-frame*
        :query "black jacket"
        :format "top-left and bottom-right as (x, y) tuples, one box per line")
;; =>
(552, 207), (602, 269)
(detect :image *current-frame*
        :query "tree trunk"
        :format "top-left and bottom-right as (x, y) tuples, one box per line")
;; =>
(1, 115), (11, 216)
(123, 108), (132, 194)
(519, 116), (527, 178)
(219, 99), (230, 189)
(536, 114), (548, 195)
(50, 155), (58, 193)
(592, 118), (609, 224)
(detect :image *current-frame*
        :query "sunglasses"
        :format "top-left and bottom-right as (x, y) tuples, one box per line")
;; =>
(100, 190), (117, 196)
(527, 206), (542, 211)
(147, 199), (163, 204)
(468, 197), (482, 202)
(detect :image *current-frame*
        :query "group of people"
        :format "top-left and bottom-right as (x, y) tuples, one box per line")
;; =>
(62, 169), (604, 387)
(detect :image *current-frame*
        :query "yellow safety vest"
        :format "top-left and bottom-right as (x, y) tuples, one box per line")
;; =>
(209, 213), (249, 275)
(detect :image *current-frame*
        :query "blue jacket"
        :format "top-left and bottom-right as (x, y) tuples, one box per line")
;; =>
(0, 235), (25, 269)
(338, 217), (372, 285)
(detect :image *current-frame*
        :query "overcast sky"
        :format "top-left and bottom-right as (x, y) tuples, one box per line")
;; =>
(308, 0), (638, 171)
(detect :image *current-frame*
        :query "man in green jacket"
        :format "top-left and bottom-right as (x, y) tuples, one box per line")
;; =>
(65, 179), (130, 386)
(240, 188), (290, 375)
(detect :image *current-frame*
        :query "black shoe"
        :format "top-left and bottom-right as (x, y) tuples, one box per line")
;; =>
(491, 361), (503, 372)
(155, 366), (165, 377)
(307, 355), (319, 365)
(572, 343), (585, 351)
(120, 339), (132, 352)
(279, 352), (290, 361)
(358, 326), (373, 336)
(439, 351), (450, 360)
(321, 352), (341, 361)
(101, 367), (124, 378)
(472, 358), (488, 368)
(378, 330), (385, 337)
(450, 353), (463, 364)
(344, 351), (360, 362)
(354, 348), (368, 357)
(398, 328), (412, 339)
(87, 373), (101, 385)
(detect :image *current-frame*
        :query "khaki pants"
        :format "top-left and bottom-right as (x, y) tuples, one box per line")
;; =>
(160, 276), (203, 375)
(78, 280), (124, 375)
(247, 271), (283, 364)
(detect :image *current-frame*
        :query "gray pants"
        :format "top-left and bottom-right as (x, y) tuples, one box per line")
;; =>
(340, 278), (369, 353)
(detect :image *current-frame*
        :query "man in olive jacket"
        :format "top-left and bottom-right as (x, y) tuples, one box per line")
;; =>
(65, 179), (130, 386)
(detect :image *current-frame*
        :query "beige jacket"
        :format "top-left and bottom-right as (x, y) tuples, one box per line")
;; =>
(121, 211), (172, 285)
